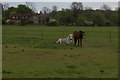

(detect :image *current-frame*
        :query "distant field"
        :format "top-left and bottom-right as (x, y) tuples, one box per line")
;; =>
(2, 25), (118, 78)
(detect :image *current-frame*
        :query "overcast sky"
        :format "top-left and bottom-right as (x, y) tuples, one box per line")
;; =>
(0, 0), (119, 2)
(1, 2), (119, 12)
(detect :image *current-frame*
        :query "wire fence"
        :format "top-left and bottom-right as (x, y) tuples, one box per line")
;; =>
(2, 29), (117, 43)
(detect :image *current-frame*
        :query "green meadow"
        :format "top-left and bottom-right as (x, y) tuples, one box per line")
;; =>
(2, 25), (118, 78)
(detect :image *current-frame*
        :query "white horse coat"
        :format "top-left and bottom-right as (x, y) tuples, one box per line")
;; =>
(56, 34), (73, 44)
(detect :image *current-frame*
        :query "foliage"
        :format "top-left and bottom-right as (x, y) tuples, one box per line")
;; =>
(110, 12), (118, 25)
(92, 11), (106, 26)
(24, 20), (33, 24)
(76, 15), (86, 26)
(1, 2), (118, 26)
(47, 21), (57, 26)
(3, 7), (17, 20)
(9, 21), (14, 25)
(56, 9), (73, 25)
(16, 4), (33, 14)
(20, 20), (27, 26)
(2, 4), (34, 23)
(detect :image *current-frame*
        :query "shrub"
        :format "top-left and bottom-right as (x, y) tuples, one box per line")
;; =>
(26, 20), (33, 24)
(76, 15), (86, 26)
(47, 21), (57, 26)
(9, 21), (14, 25)
(92, 11), (106, 26)
(20, 21), (26, 26)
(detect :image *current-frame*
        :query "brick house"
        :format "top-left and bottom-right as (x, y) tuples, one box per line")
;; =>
(28, 14), (39, 24)
(38, 14), (49, 24)
(10, 13), (49, 25)
(10, 14), (39, 24)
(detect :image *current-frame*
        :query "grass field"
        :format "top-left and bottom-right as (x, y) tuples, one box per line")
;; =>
(2, 25), (118, 78)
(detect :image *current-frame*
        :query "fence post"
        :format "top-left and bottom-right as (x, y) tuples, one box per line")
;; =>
(3, 28), (5, 44)
(62, 31), (64, 38)
(109, 31), (111, 43)
(41, 30), (43, 40)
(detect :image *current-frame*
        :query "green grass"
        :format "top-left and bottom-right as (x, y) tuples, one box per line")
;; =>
(2, 25), (118, 78)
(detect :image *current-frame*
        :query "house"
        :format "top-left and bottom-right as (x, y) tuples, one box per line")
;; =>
(28, 14), (39, 24)
(10, 13), (50, 25)
(10, 14), (39, 24)
(10, 14), (31, 24)
(38, 14), (49, 24)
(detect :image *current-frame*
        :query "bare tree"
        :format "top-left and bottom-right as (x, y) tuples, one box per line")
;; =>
(26, 2), (36, 12)
(101, 4), (111, 11)
(52, 5), (57, 12)
(70, 2), (83, 17)
(42, 7), (51, 14)
(70, 2), (83, 11)
(3, 3), (9, 10)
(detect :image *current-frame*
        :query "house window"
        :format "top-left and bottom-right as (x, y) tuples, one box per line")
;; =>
(17, 21), (21, 23)
(16, 16), (18, 19)
(35, 21), (37, 24)
(34, 16), (37, 19)
(22, 16), (24, 19)
(25, 16), (28, 19)
(13, 16), (15, 19)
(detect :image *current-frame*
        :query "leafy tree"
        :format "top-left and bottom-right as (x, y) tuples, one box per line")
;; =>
(110, 12), (118, 25)
(2, 4), (34, 24)
(92, 11), (106, 26)
(76, 15), (85, 26)
(50, 6), (58, 18)
(56, 9), (73, 25)
(16, 4), (33, 14)
(3, 7), (16, 20)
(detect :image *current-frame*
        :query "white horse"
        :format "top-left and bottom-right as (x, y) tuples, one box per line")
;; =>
(56, 34), (73, 44)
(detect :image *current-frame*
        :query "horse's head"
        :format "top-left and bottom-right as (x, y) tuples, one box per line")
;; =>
(82, 31), (85, 38)
(68, 34), (73, 40)
(79, 31), (85, 38)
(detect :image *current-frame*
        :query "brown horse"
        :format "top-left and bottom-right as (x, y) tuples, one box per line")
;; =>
(73, 31), (85, 47)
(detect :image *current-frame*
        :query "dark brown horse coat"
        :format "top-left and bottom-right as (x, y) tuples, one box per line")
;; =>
(73, 31), (85, 47)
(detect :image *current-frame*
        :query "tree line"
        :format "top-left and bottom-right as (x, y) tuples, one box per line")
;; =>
(1, 2), (119, 26)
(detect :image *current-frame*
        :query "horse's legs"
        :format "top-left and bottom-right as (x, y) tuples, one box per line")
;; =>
(78, 39), (79, 46)
(74, 39), (77, 46)
(80, 38), (82, 47)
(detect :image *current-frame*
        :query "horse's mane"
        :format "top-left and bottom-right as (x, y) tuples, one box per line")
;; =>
(79, 31), (84, 33)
